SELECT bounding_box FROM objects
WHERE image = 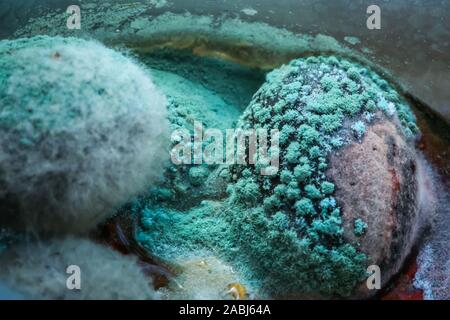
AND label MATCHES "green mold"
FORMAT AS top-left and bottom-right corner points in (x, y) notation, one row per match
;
(135, 54), (419, 298)
(354, 219), (368, 237)
(222, 55), (420, 297)
(351, 121), (366, 140)
(0, 35), (169, 234)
